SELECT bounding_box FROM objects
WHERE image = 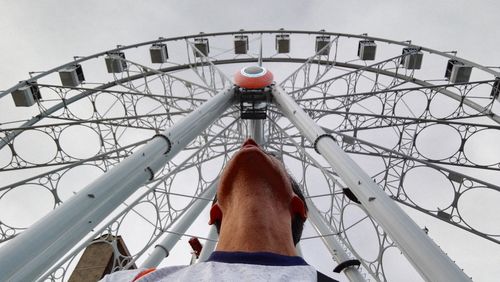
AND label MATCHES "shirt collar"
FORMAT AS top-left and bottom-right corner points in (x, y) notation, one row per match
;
(206, 251), (309, 266)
